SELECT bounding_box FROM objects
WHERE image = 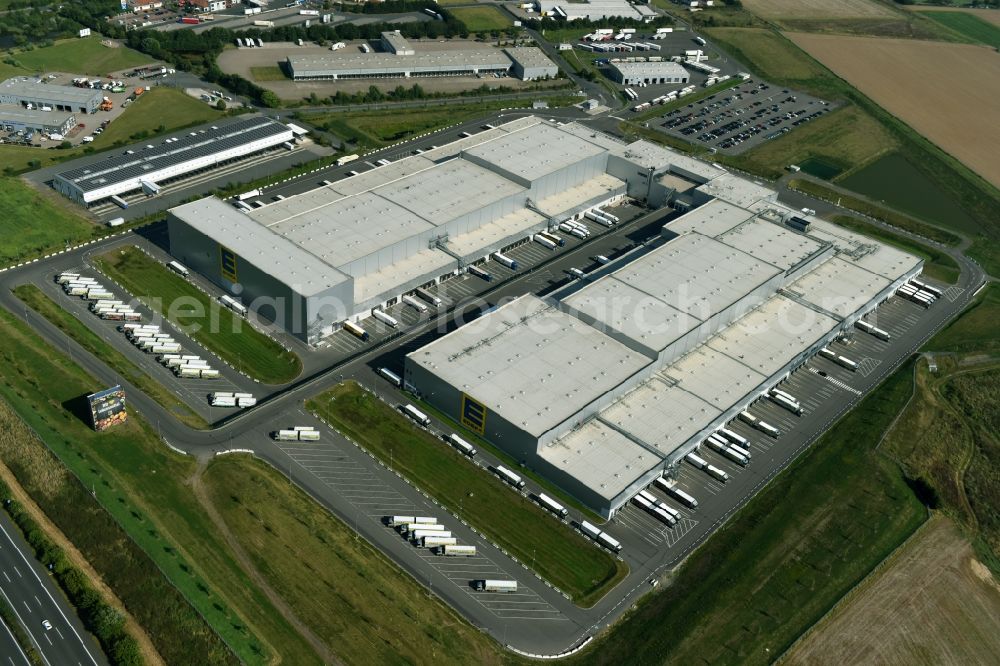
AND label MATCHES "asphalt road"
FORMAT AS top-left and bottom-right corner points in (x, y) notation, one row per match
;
(0, 512), (105, 666)
(0, 185), (986, 654)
